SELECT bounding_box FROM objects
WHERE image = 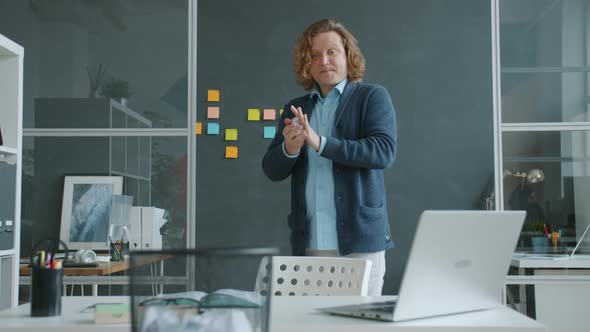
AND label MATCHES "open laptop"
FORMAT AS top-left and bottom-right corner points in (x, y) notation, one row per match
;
(317, 210), (525, 322)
